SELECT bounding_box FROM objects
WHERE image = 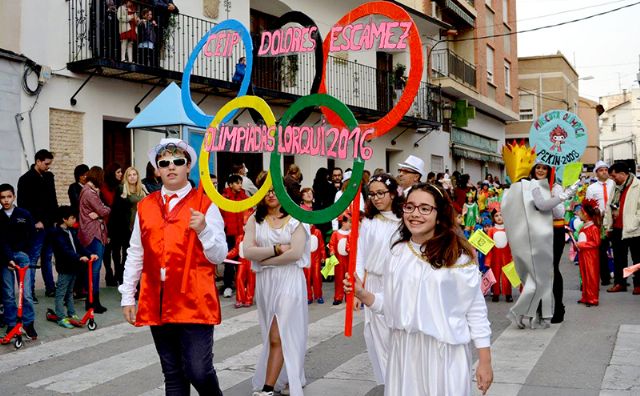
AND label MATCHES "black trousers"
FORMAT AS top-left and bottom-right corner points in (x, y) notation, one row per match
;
(599, 235), (612, 284)
(223, 235), (237, 290)
(610, 229), (640, 288)
(150, 324), (223, 396)
(552, 226), (565, 311)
